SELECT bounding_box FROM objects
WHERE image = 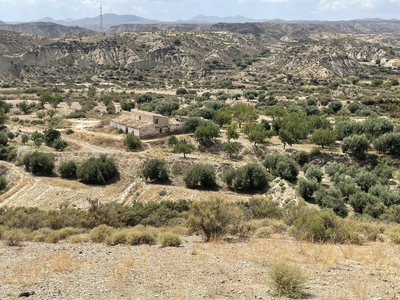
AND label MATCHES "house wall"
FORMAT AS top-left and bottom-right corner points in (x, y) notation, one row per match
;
(130, 110), (169, 127)
(110, 121), (127, 133)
